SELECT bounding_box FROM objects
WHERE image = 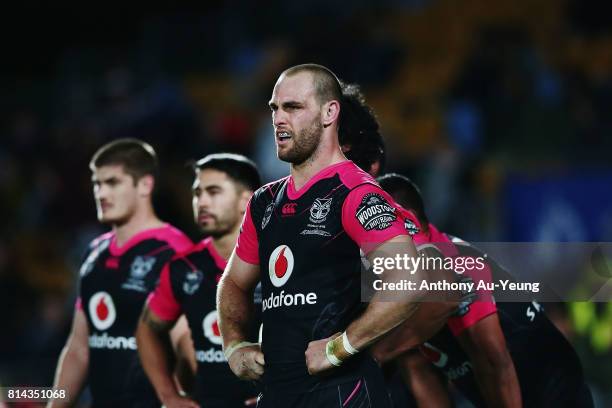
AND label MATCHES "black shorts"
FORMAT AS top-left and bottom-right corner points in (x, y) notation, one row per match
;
(509, 320), (594, 408)
(256, 376), (392, 408)
(521, 370), (594, 408)
(196, 384), (259, 408)
(385, 369), (418, 408)
(199, 396), (251, 408)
